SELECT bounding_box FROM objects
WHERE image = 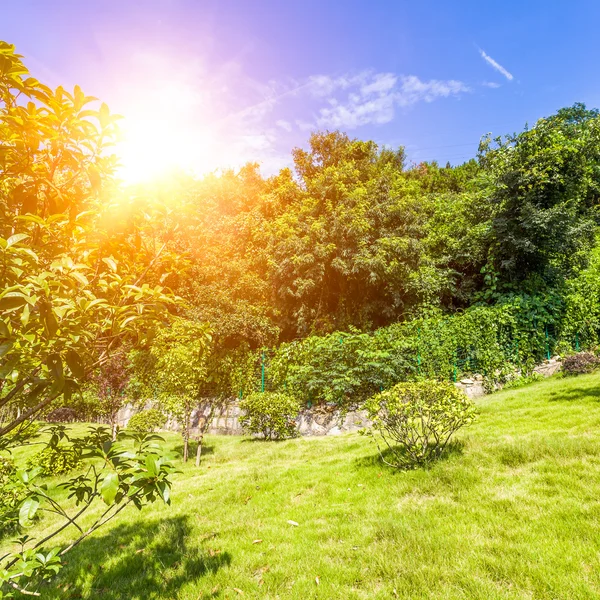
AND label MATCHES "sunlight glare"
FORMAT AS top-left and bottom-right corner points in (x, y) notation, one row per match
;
(115, 81), (216, 184)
